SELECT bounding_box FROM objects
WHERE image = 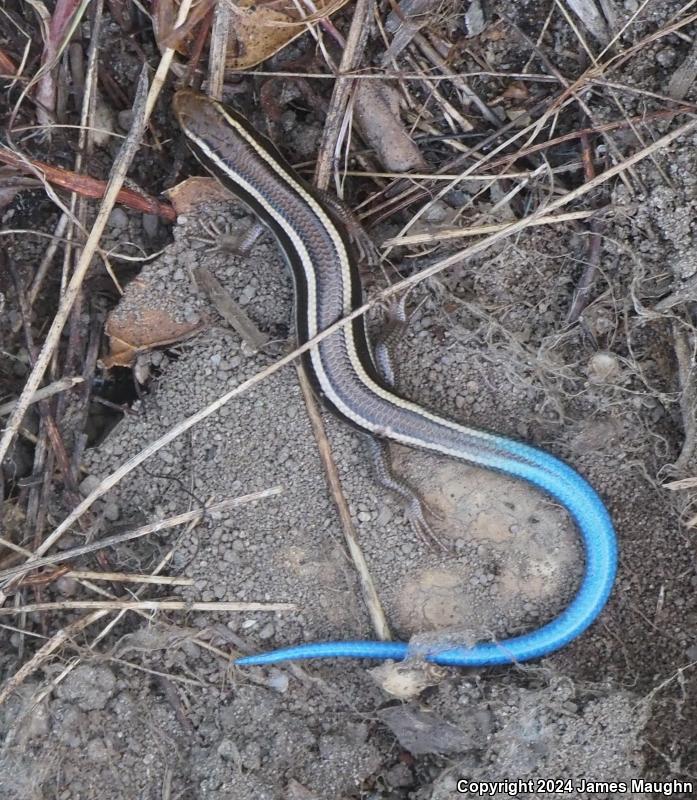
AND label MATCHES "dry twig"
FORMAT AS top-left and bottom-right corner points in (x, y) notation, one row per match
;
(21, 114), (696, 577)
